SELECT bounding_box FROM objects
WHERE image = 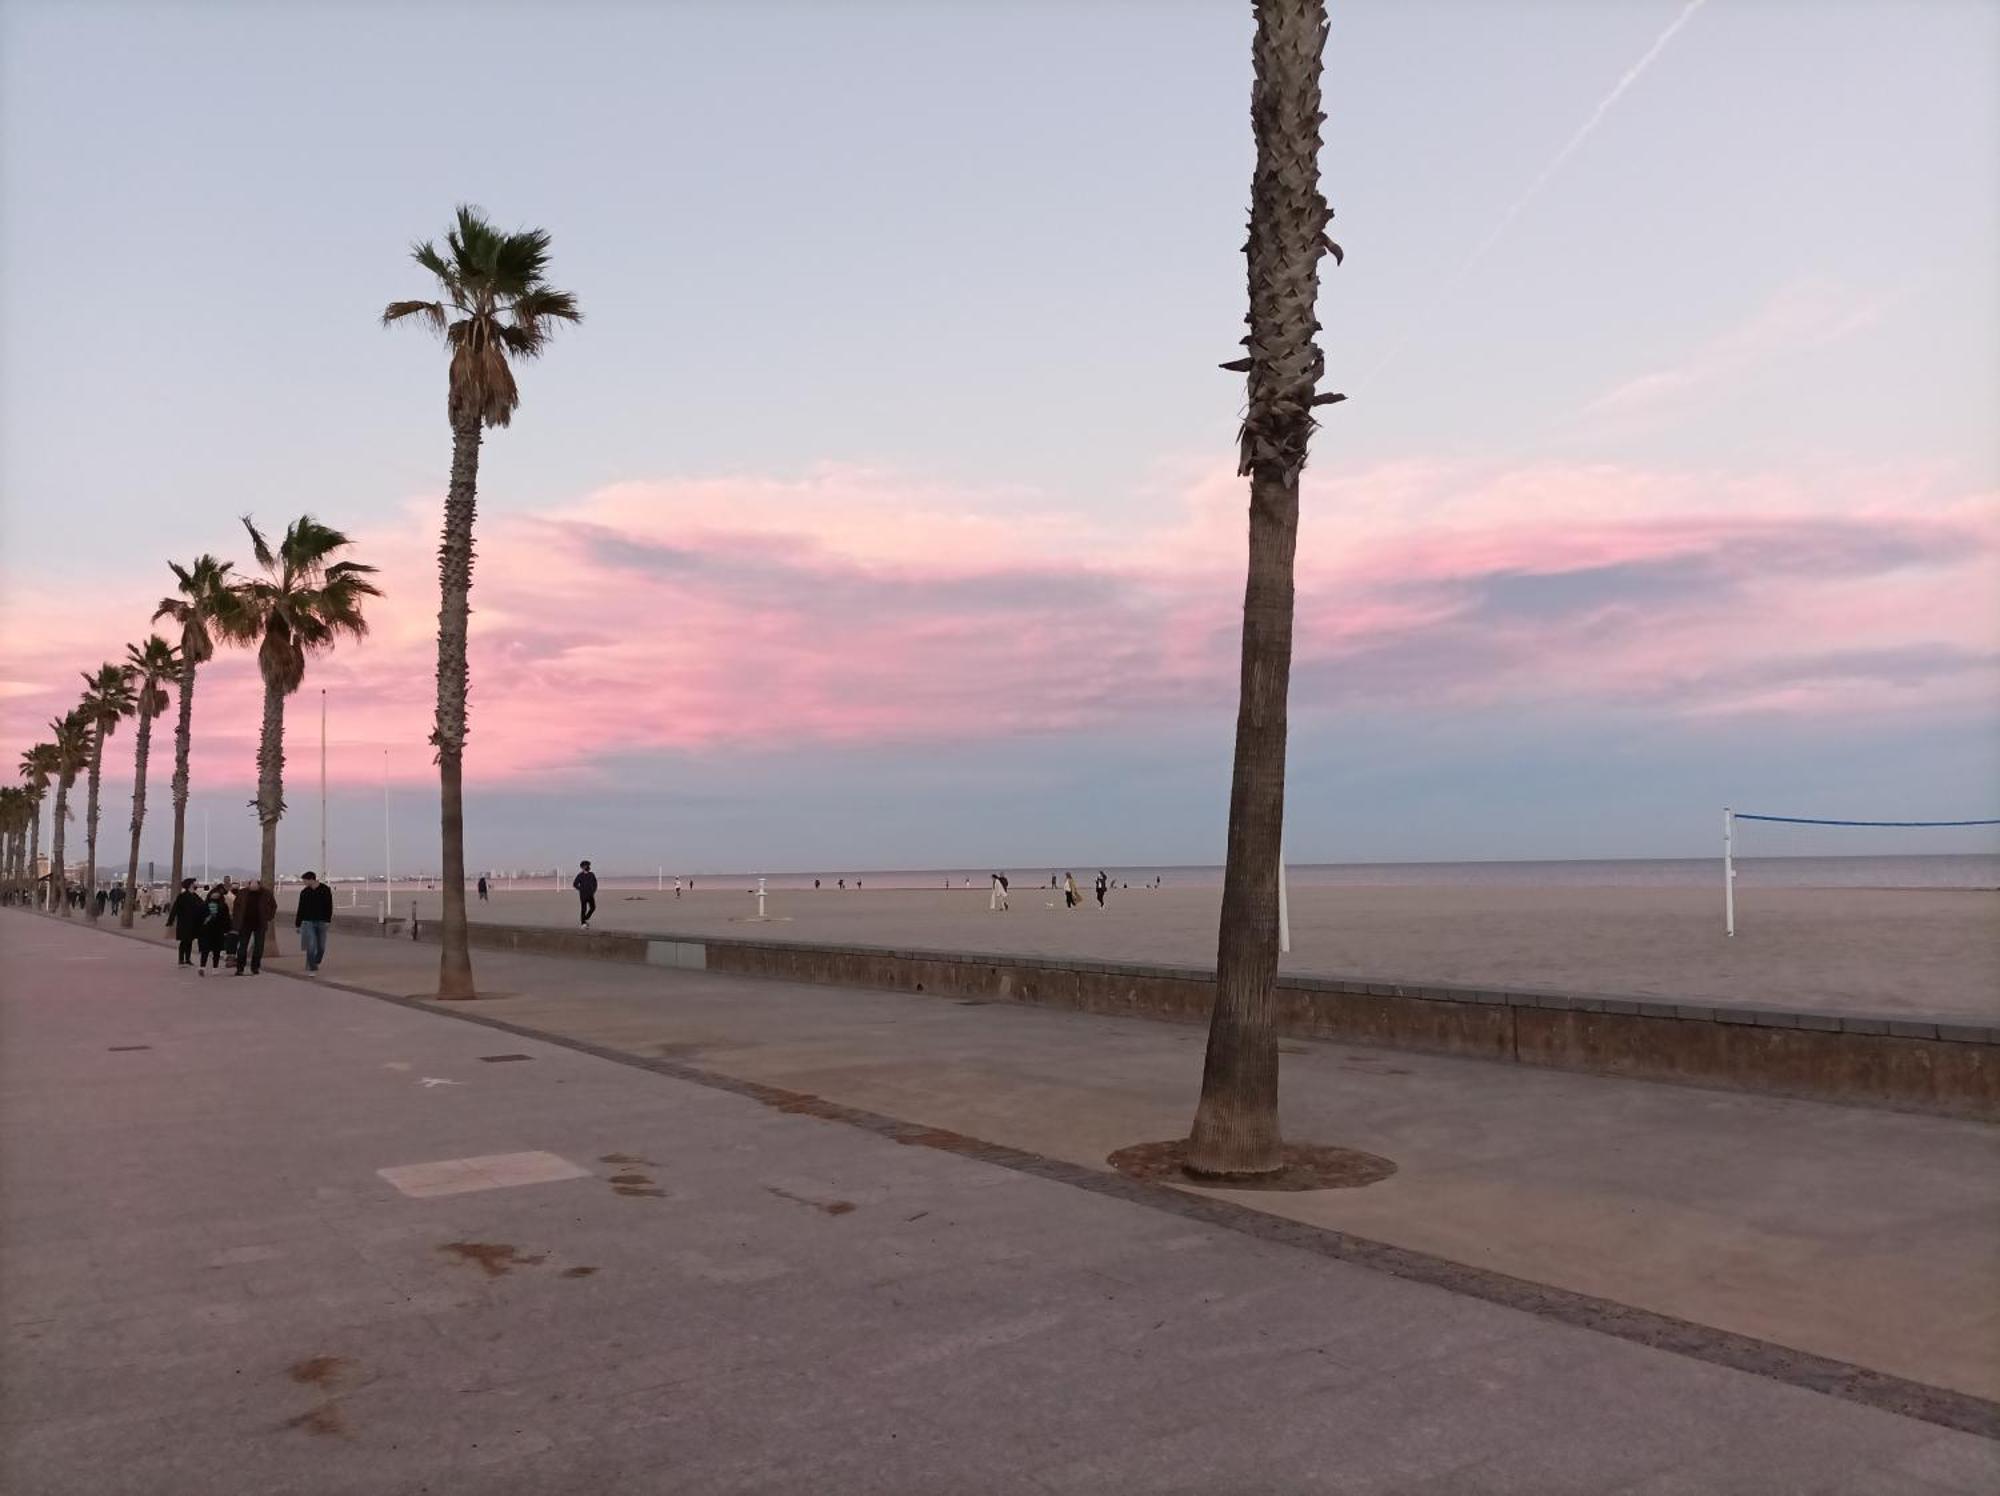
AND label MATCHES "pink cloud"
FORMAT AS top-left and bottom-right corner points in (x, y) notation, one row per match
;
(0, 460), (1992, 790)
